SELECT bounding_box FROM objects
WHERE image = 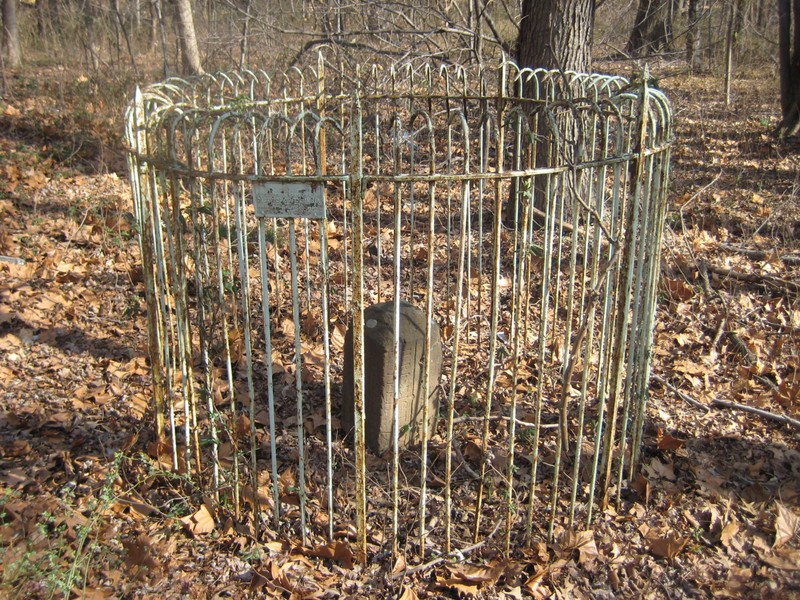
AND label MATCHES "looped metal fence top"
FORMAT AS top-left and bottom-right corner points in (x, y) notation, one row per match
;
(125, 53), (672, 563)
